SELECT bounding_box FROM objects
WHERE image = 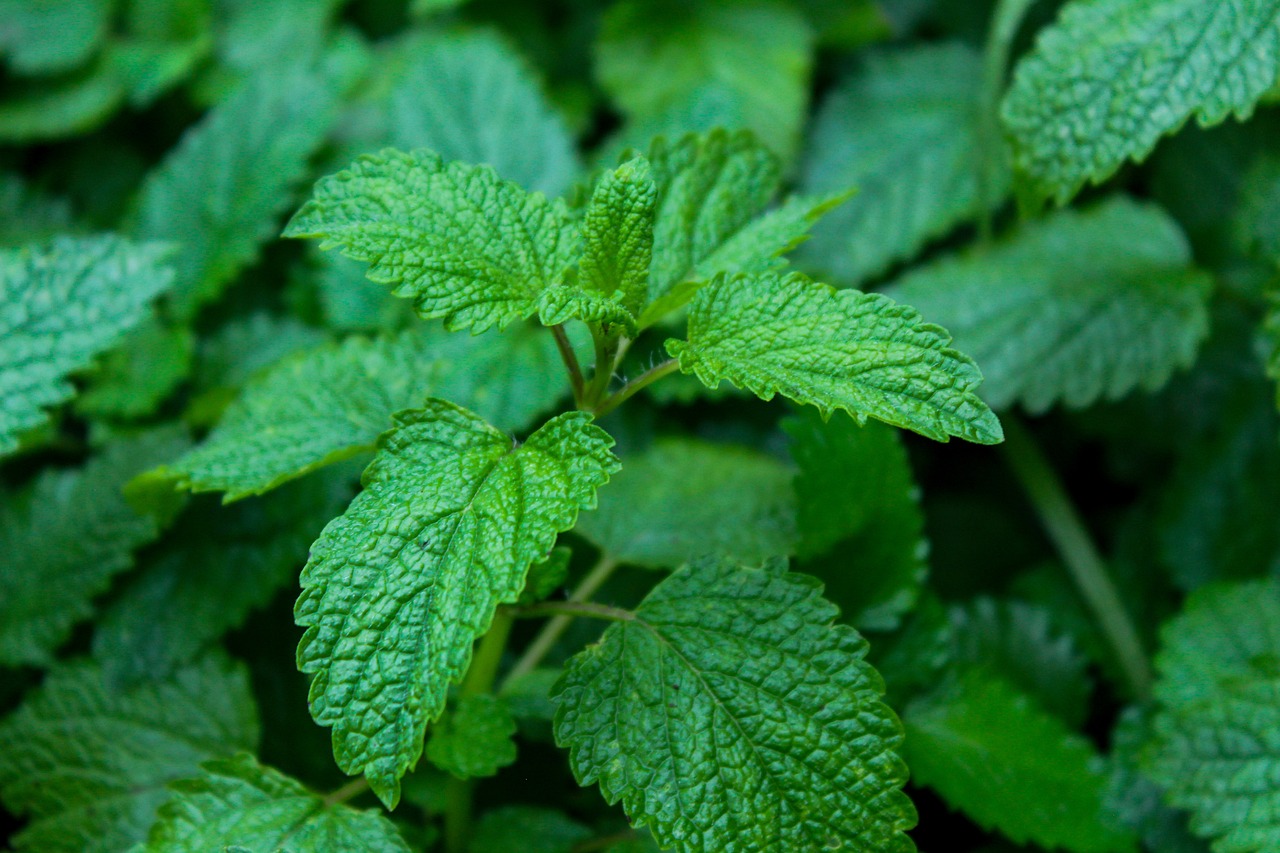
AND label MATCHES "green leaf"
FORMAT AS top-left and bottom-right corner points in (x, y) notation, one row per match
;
(577, 157), (655, 319)
(75, 319), (195, 420)
(140, 753), (409, 852)
(0, 235), (174, 454)
(798, 42), (1005, 286)
(949, 598), (1093, 727)
(783, 408), (926, 630)
(296, 401), (618, 807)
(0, 57), (124, 142)
(575, 437), (796, 569)
(520, 546), (572, 606)
(1144, 579), (1280, 853)
(0, 427), (188, 667)
(380, 28), (579, 198)
(93, 466), (354, 684)
(641, 129), (835, 324)
(284, 149), (578, 334)
(903, 669), (1133, 852)
(1002, 0), (1280, 204)
(311, 249), (415, 333)
(471, 806), (591, 853)
(598, 0), (813, 160)
(0, 0), (110, 74)
(668, 270), (1003, 444)
(133, 61), (342, 317)
(0, 173), (73, 246)
(156, 323), (573, 500)
(0, 654), (259, 853)
(885, 198), (1213, 413)
(553, 559), (917, 852)
(426, 695), (518, 779)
